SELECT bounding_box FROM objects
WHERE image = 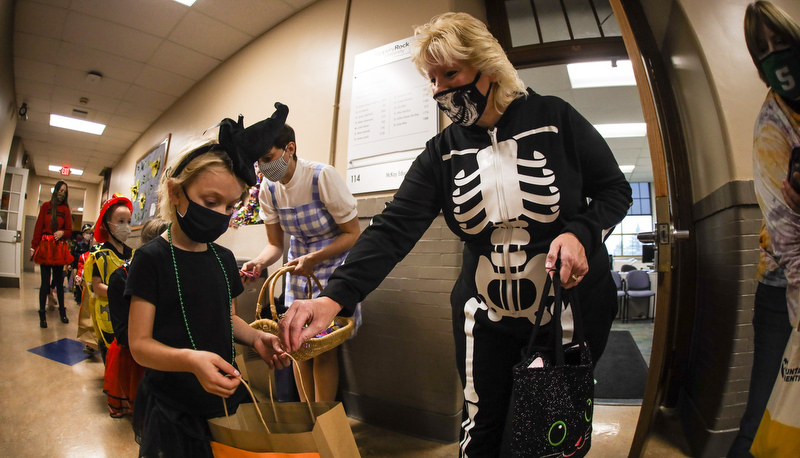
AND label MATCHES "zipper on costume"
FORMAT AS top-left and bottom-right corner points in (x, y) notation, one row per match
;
(488, 127), (516, 311)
